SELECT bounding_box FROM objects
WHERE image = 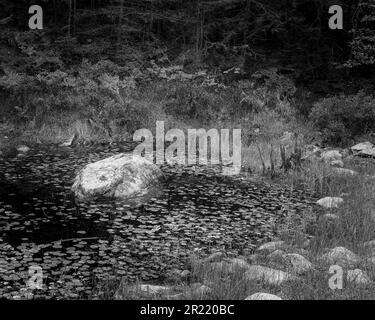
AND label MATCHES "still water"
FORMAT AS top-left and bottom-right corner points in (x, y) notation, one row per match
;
(0, 142), (315, 298)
